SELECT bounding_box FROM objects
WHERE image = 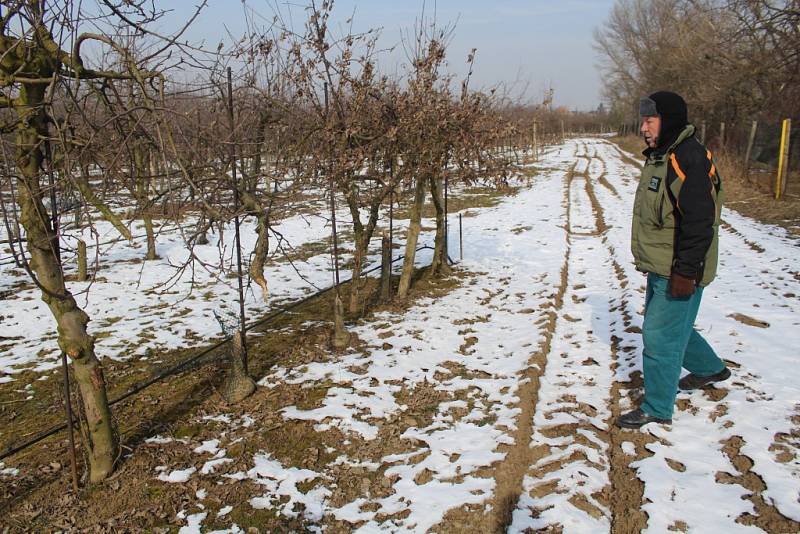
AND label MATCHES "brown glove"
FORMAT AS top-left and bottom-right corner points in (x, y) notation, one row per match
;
(669, 270), (696, 298)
